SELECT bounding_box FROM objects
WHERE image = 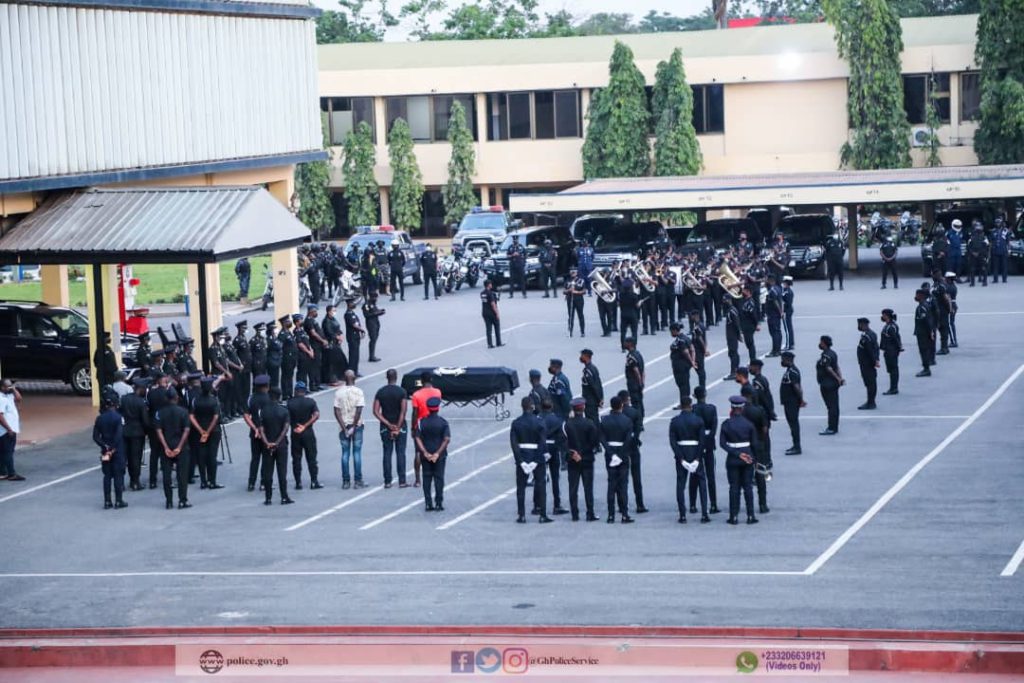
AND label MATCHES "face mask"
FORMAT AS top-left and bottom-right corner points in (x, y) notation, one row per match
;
(219, 339), (226, 345)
